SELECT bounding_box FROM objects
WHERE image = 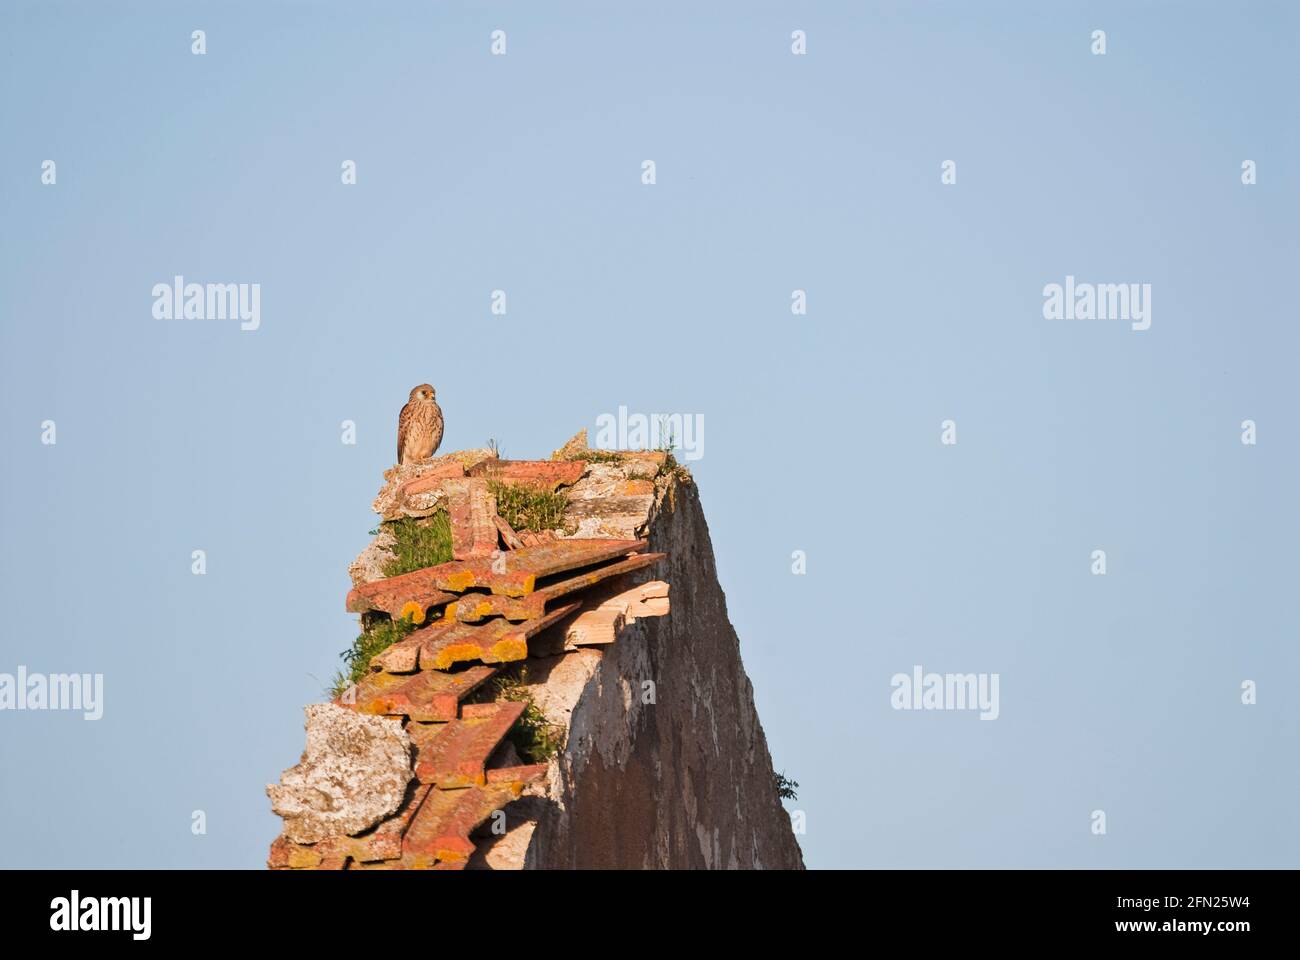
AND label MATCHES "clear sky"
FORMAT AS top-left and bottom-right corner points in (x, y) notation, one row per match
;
(1, 1), (1296, 869)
